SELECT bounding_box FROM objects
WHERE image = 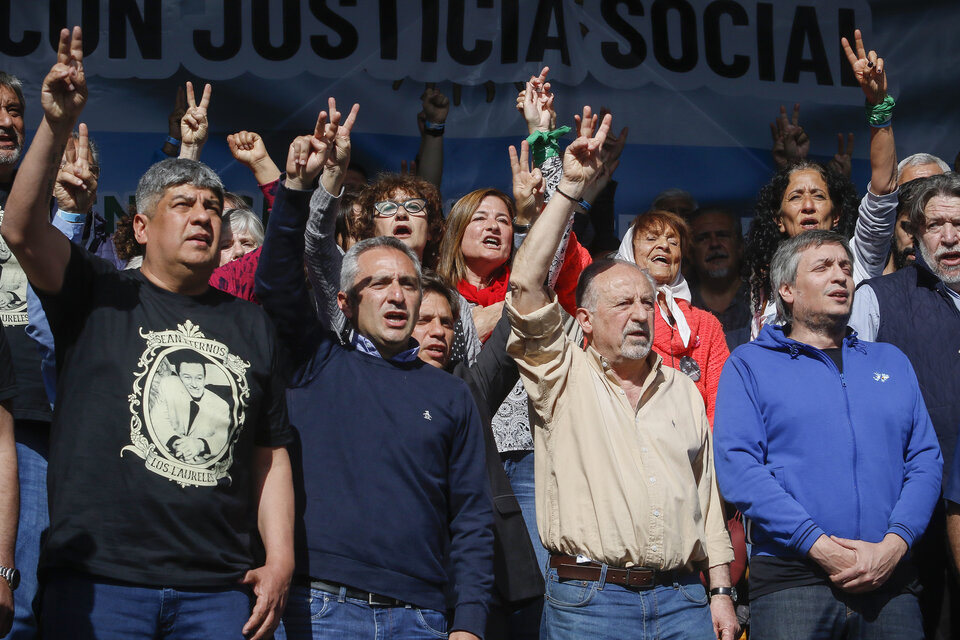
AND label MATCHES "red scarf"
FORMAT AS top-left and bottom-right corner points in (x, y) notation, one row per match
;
(456, 267), (510, 307)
